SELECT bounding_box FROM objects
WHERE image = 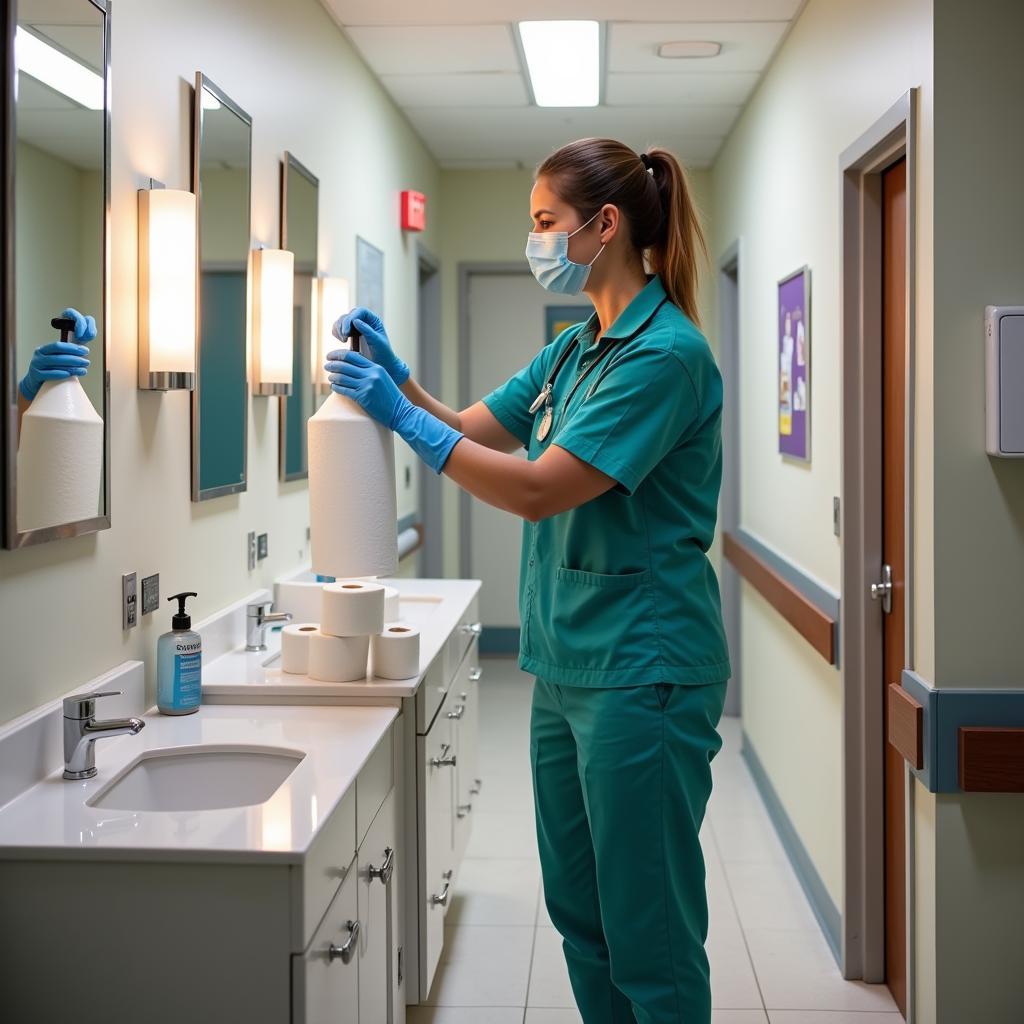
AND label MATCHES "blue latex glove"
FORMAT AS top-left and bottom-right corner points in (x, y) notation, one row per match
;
(18, 307), (96, 402)
(326, 350), (462, 474)
(330, 307), (409, 385)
